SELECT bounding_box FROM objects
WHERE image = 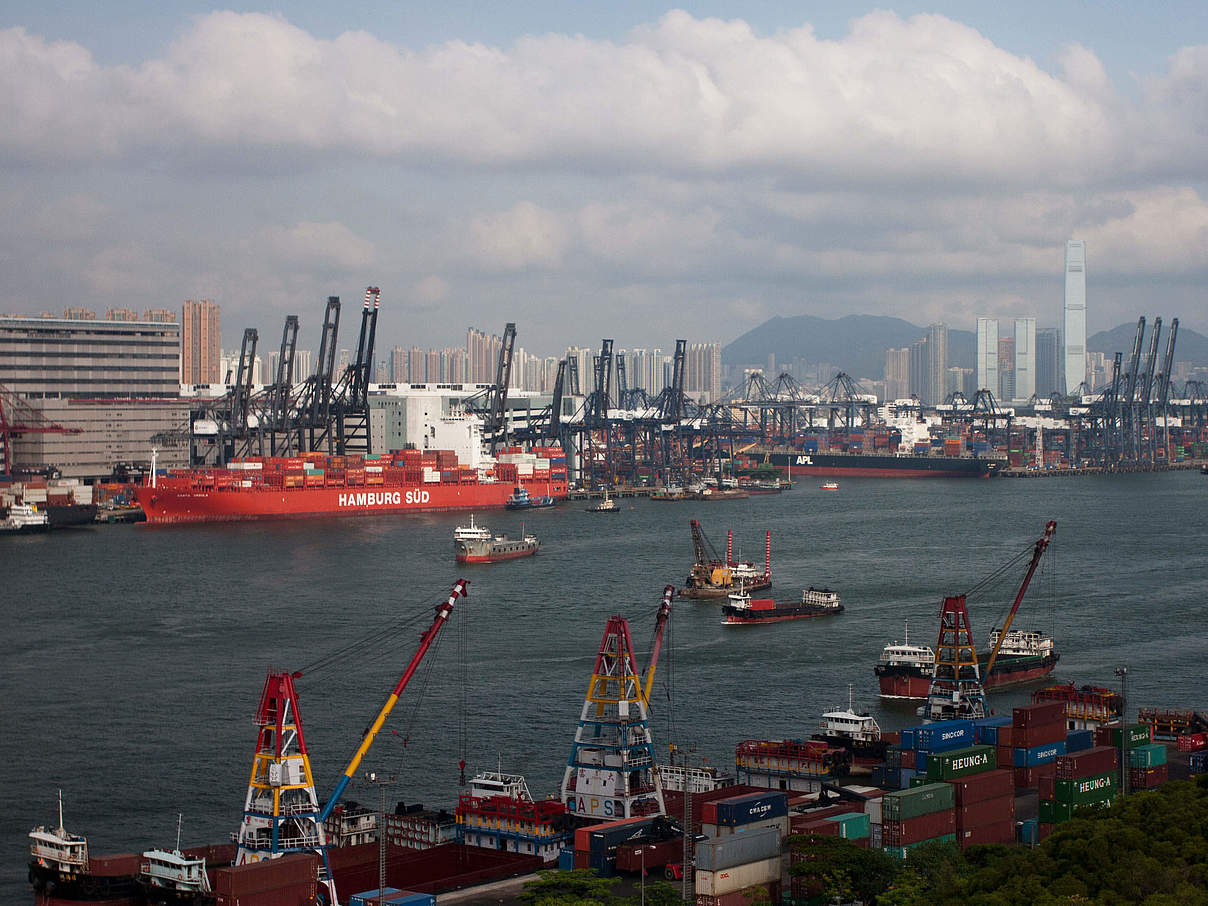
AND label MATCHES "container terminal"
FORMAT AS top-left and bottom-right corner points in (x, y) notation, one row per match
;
(25, 568), (1207, 906)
